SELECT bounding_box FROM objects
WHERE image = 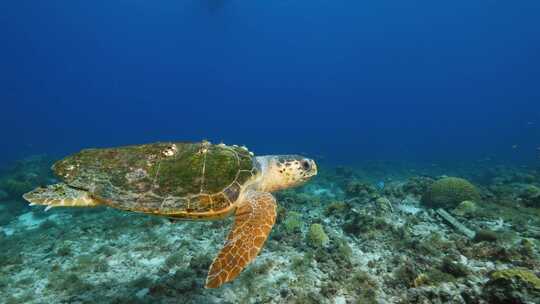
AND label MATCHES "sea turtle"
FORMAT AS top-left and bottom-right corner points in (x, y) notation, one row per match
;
(23, 141), (317, 288)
